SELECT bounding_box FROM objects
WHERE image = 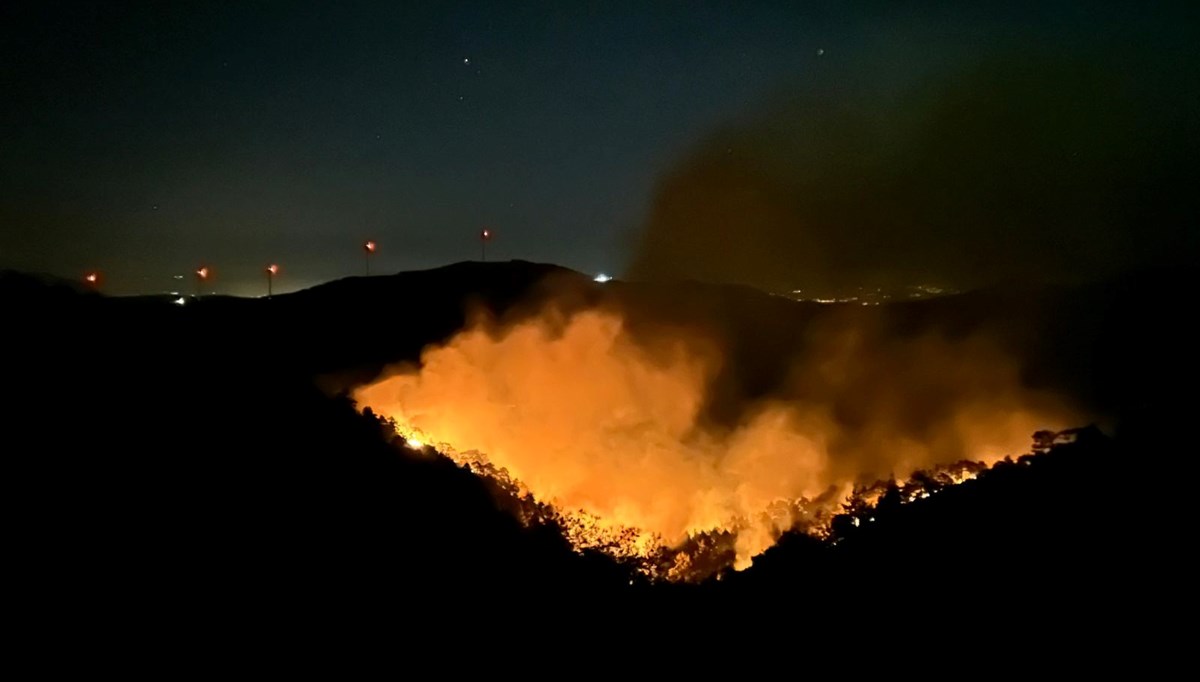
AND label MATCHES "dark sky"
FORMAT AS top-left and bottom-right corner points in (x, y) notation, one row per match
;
(2, 2), (1195, 295)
